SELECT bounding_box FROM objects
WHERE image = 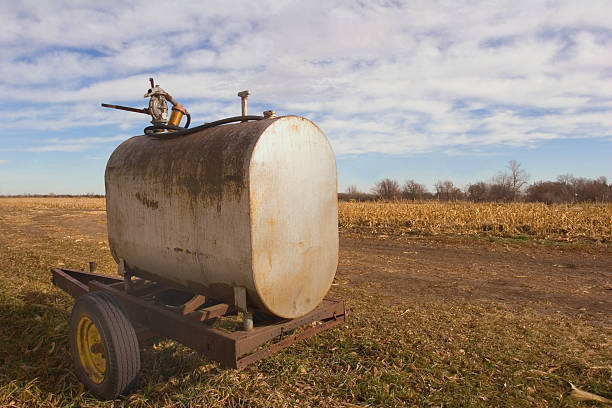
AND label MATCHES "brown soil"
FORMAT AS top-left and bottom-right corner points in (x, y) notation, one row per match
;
(338, 231), (611, 325)
(29, 209), (108, 238)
